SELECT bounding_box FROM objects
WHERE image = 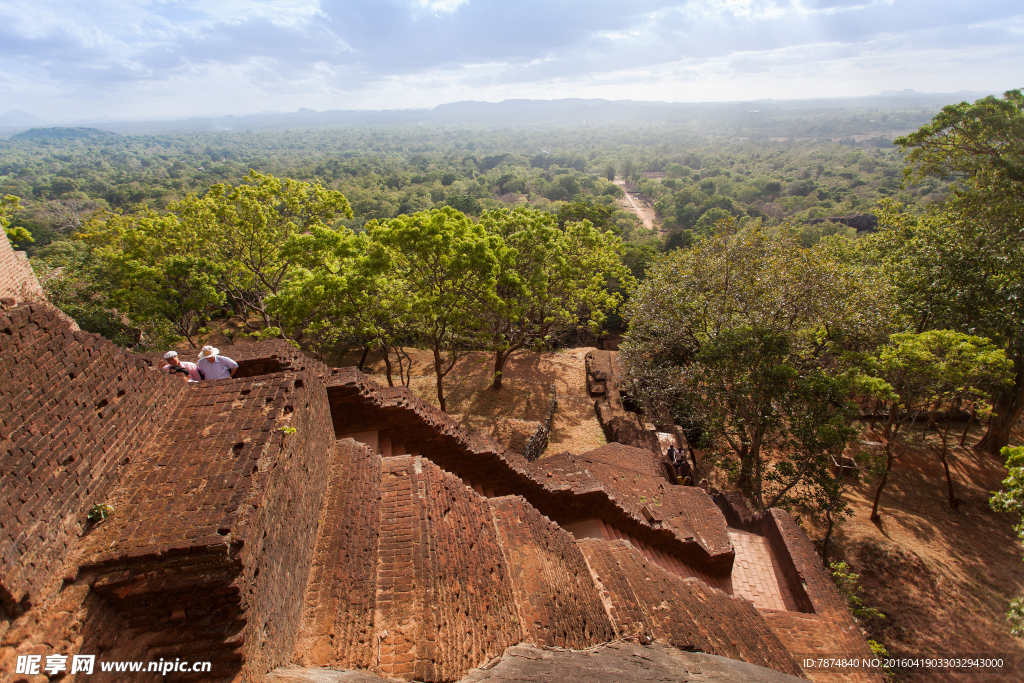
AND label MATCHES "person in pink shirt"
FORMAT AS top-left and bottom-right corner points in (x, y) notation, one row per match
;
(161, 350), (201, 382)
